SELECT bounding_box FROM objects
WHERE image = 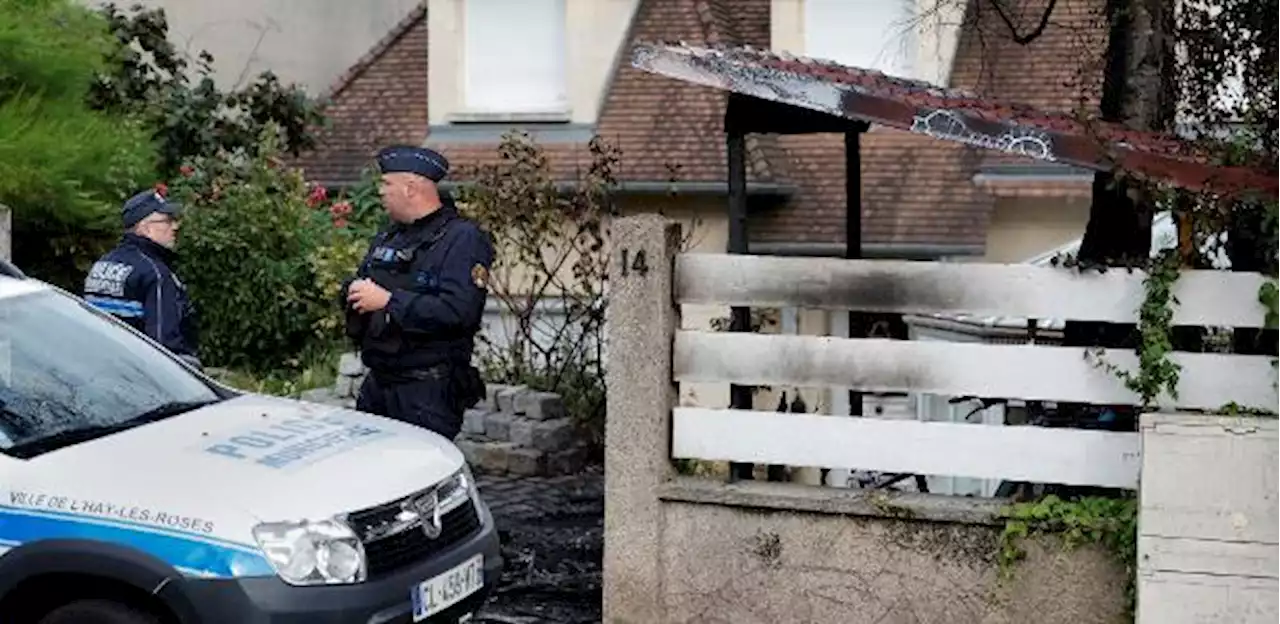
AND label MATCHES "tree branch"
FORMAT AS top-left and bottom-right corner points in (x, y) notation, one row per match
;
(987, 0), (1058, 44)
